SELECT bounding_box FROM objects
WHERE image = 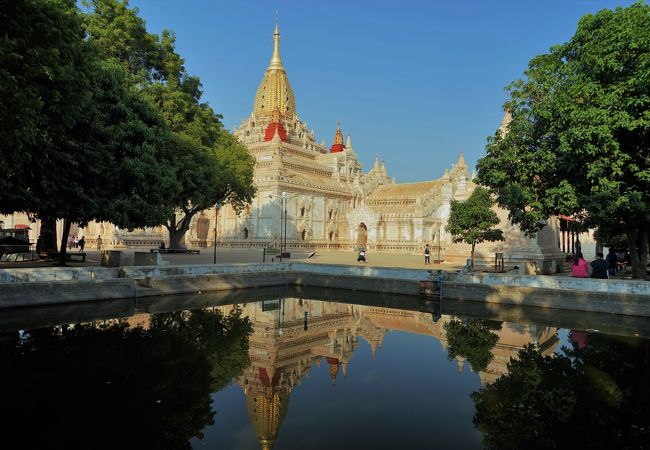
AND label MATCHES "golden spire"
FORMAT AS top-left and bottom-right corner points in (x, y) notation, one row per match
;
(269, 22), (284, 71)
(253, 22), (297, 118)
(457, 150), (466, 167)
(334, 121), (344, 145)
